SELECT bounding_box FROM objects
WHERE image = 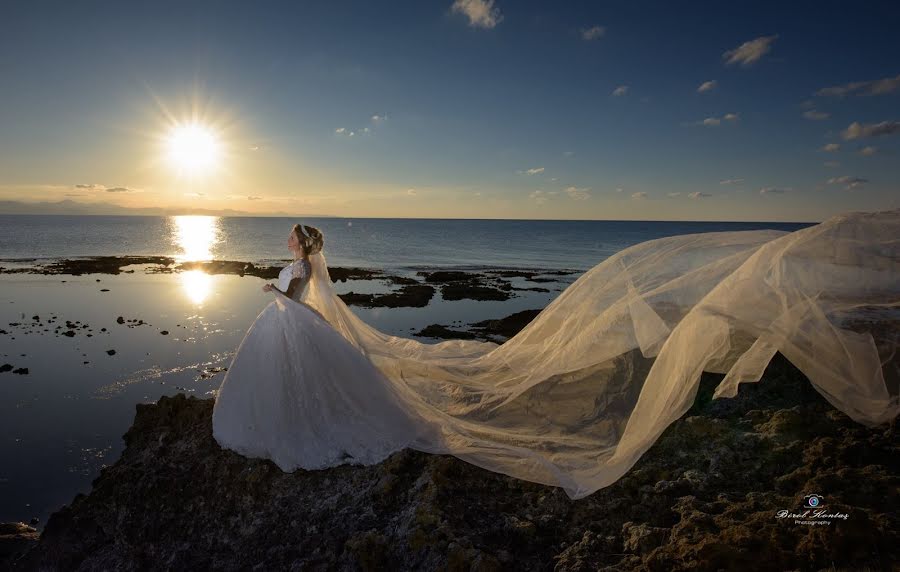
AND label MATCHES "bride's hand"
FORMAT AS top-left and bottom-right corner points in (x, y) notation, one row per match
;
(262, 283), (274, 293)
